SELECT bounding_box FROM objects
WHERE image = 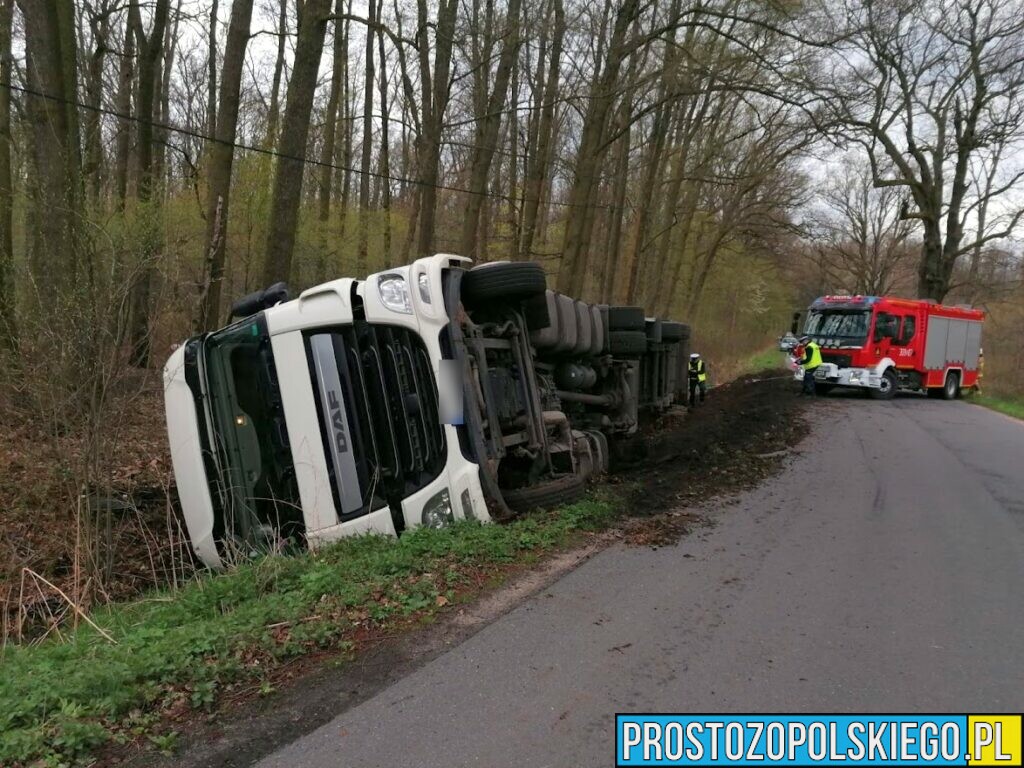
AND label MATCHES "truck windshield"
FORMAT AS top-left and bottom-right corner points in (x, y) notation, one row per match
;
(804, 310), (870, 343)
(203, 314), (302, 548)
